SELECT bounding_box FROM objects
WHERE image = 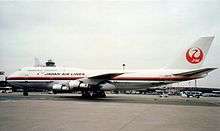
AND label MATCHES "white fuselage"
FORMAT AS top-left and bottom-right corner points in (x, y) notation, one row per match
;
(7, 67), (200, 90)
